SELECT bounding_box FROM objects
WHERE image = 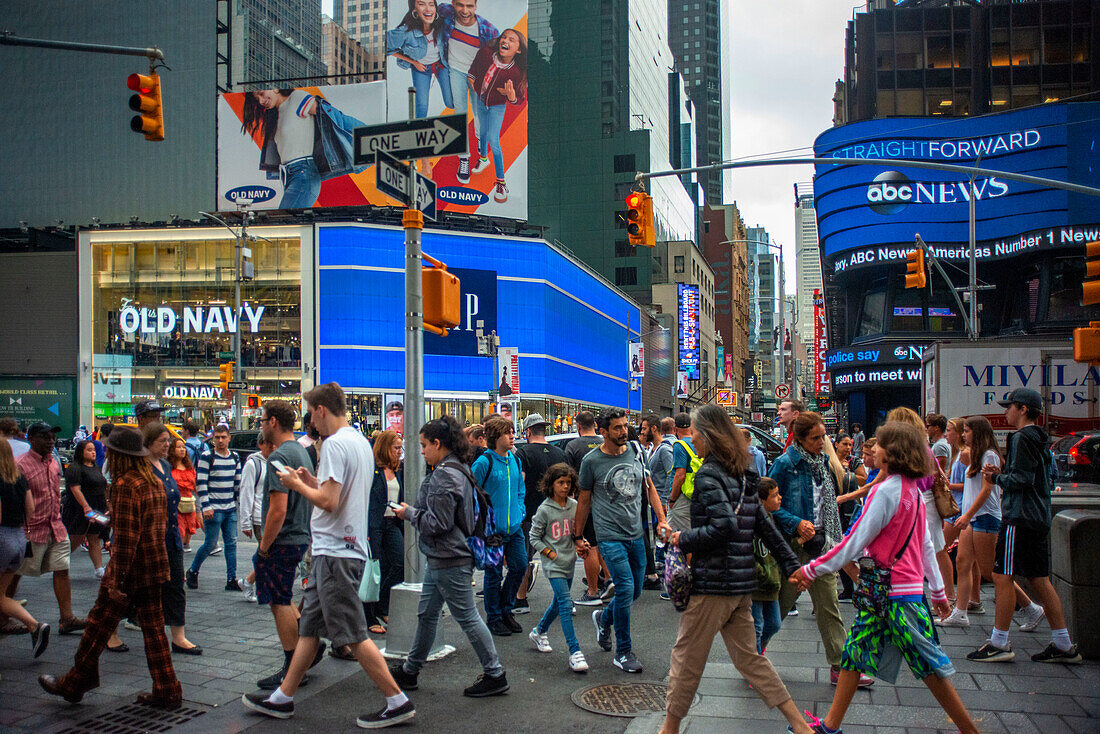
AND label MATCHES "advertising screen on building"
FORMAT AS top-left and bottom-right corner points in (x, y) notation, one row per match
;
(385, 0), (528, 220)
(678, 284), (700, 379)
(813, 102), (1100, 273)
